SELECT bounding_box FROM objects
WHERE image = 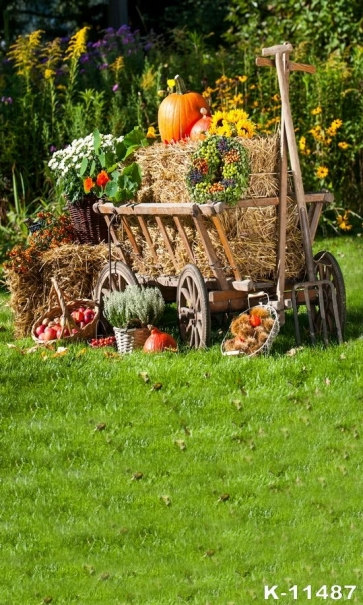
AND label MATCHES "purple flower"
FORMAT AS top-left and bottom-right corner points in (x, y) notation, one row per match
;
(98, 63), (109, 70)
(49, 145), (57, 153)
(1, 96), (13, 104)
(112, 84), (119, 92)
